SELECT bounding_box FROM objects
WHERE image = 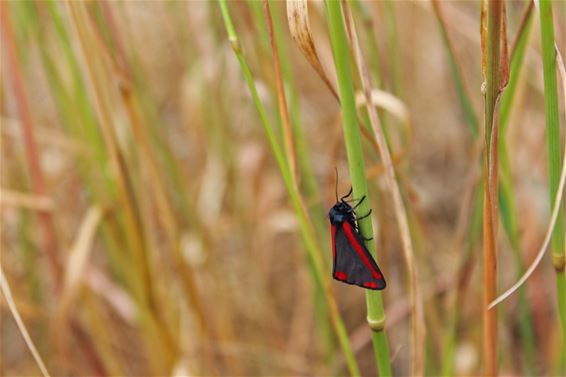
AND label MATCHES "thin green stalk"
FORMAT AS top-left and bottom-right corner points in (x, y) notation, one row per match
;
(263, 0), (297, 184)
(538, 1), (566, 373)
(498, 144), (536, 375)
(218, 2), (360, 375)
(499, 1), (534, 134)
(497, 3), (537, 374)
(442, 184), (484, 377)
(326, 1), (392, 376)
(269, 2), (325, 225)
(431, 0), (479, 138)
(384, 1), (402, 97)
(350, 0), (399, 159)
(350, 0), (383, 89)
(345, 2), (424, 374)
